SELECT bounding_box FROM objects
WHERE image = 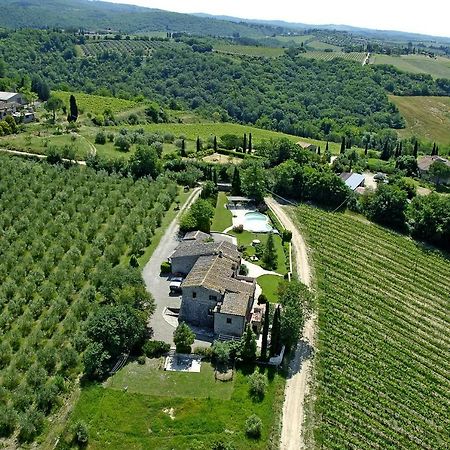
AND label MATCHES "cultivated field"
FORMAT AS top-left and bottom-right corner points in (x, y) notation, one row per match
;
(389, 95), (450, 145)
(300, 51), (366, 64)
(53, 91), (138, 117)
(371, 54), (450, 79)
(275, 34), (315, 45)
(306, 40), (342, 51)
(294, 205), (450, 450)
(0, 155), (178, 444)
(214, 43), (285, 58)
